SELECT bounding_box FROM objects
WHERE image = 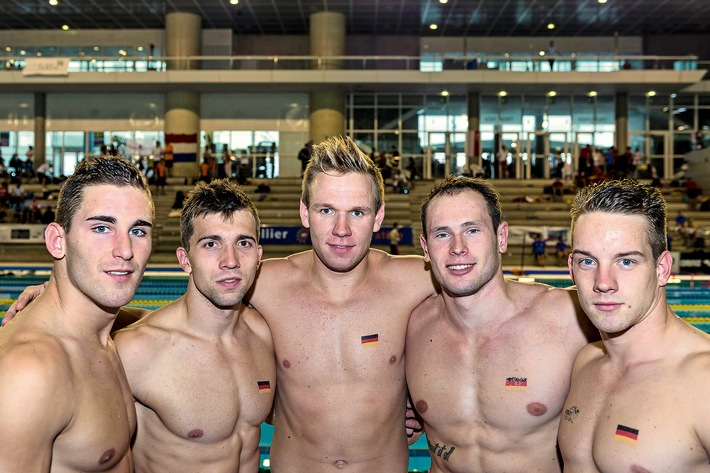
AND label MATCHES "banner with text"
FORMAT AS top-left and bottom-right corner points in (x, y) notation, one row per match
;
(259, 226), (413, 246)
(23, 58), (70, 76)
